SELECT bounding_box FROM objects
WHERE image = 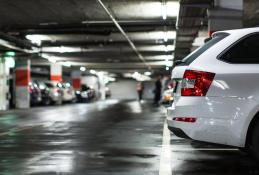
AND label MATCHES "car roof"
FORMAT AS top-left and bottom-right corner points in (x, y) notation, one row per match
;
(213, 27), (259, 37)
